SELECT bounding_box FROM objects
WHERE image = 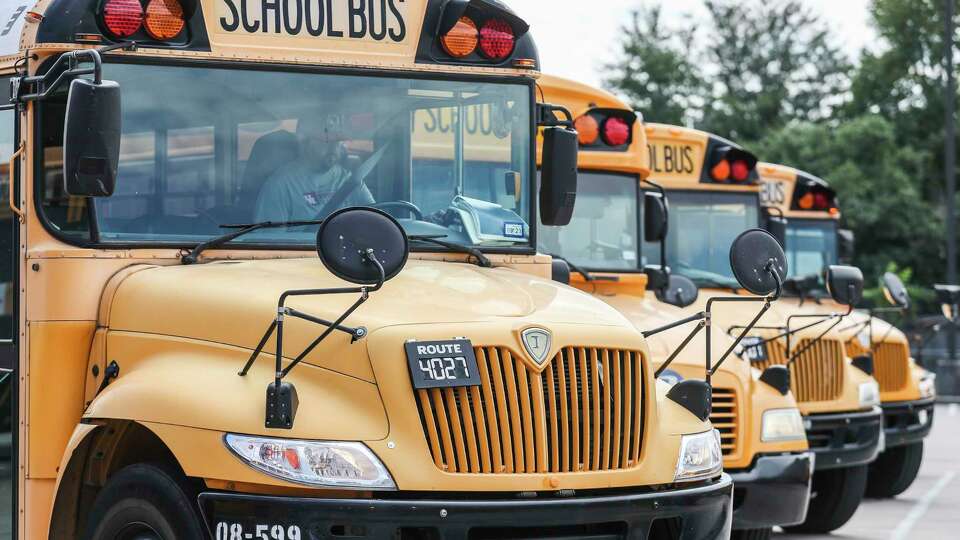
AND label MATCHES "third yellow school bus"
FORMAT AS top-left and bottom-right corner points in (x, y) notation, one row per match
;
(759, 162), (936, 499)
